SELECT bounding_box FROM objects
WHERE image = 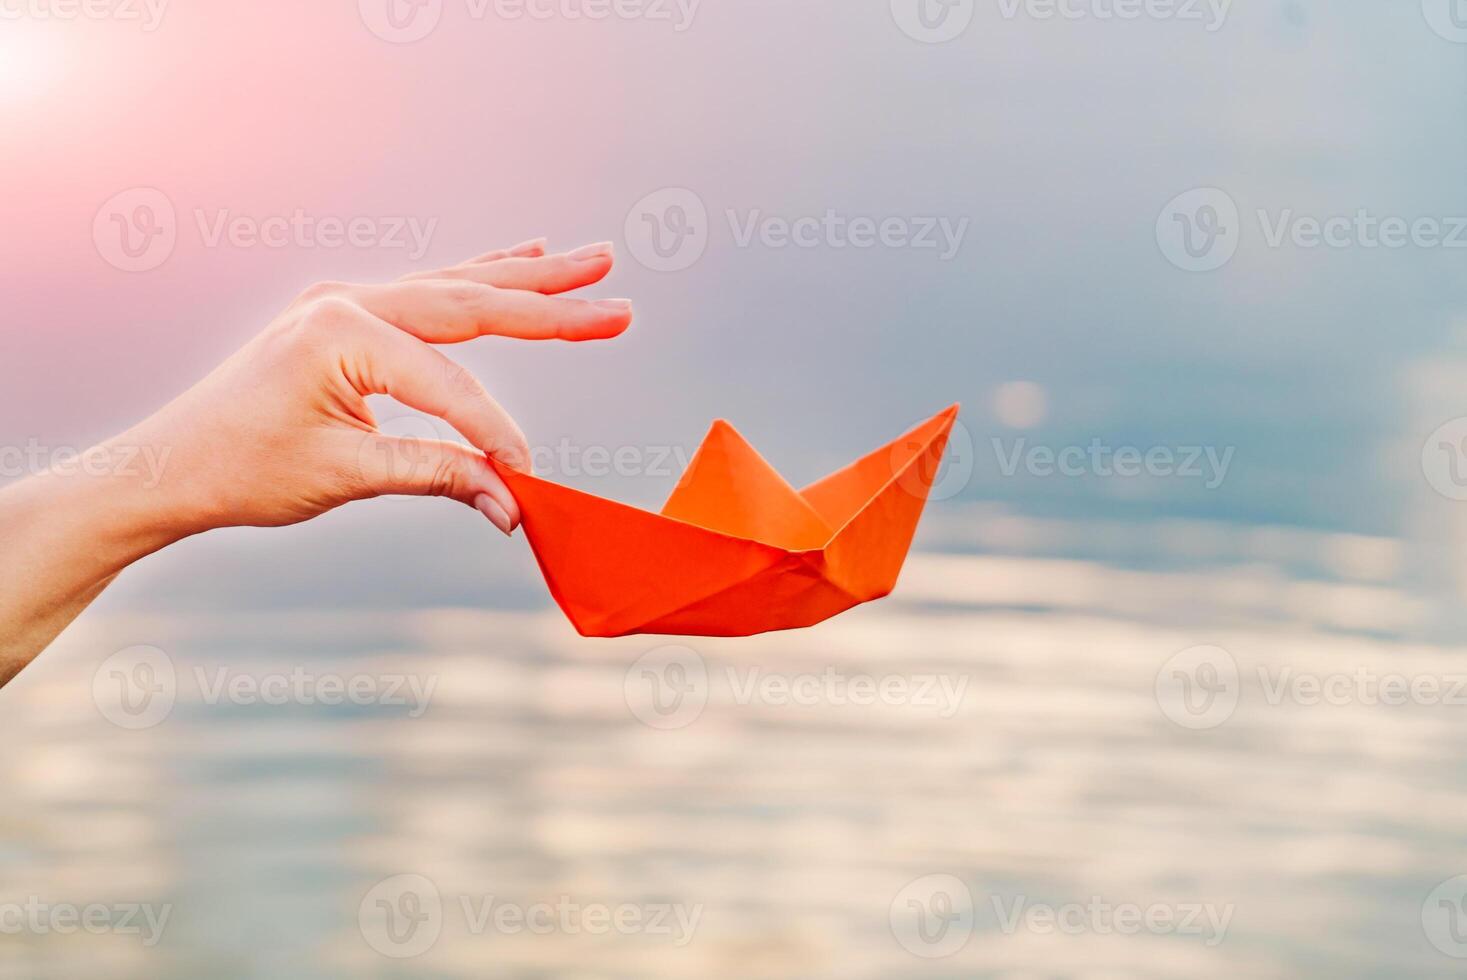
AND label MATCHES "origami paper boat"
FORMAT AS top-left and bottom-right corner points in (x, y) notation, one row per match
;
(494, 405), (959, 638)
